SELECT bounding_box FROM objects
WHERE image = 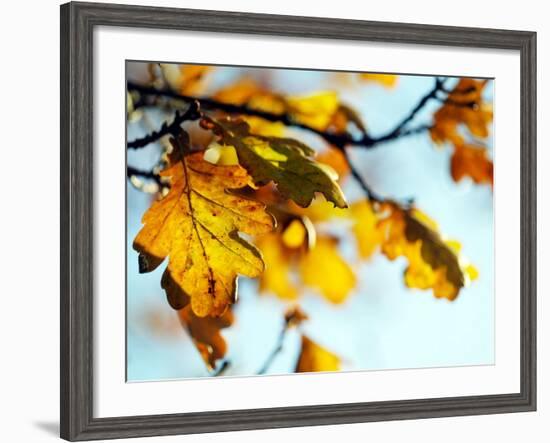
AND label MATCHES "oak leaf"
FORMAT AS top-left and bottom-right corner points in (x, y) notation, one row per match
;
(430, 78), (493, 145)
(360, 73), (398, 88)
(450, 143), (493, 185)
(257, 223), (356, 304)
(287, 197), (349, 223)
(350, 200), (385, 259)
(430, 79), (494, 187)
(160, 64), (212, 96)
(299, 236), (356, 304)
(316, 148), (350, 181)
(213, 79), (286, 136)
(286, 91), (339, 130)
(378, 203), (477, 300)
(133, 137), (275, 317)
(178, 305), (234, 370)
(329, 104), (368, 136)
(205, 117), (347, 208)
(256, 232), (299, 300)
(213, 79), (365, 135)
(295, 335), (340, 373)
